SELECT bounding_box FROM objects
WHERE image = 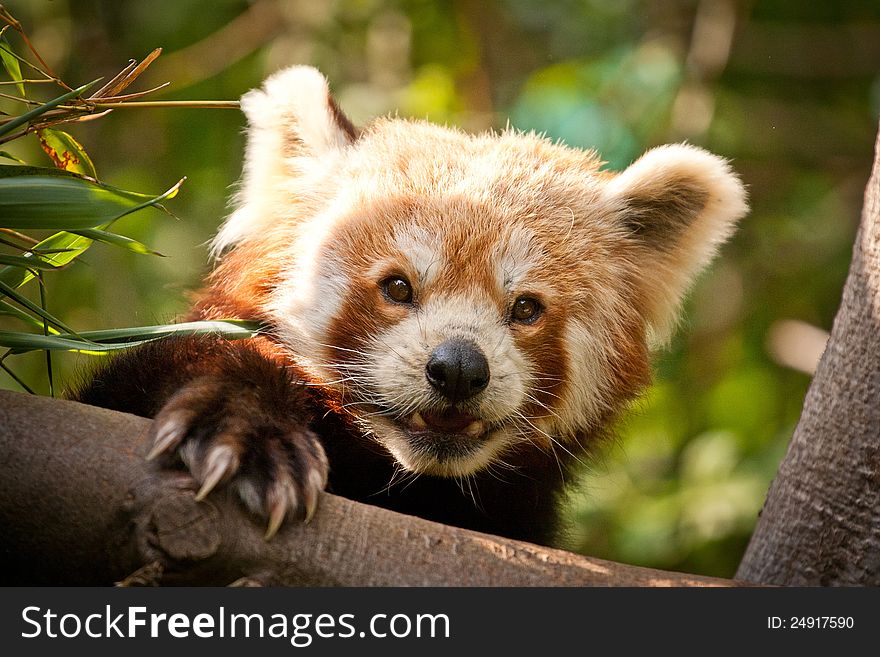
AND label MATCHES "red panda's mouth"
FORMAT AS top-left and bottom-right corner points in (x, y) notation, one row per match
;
(400, 408), (494, 471)
(407, 409), (486, 438)
(366, 406), (505, 475)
